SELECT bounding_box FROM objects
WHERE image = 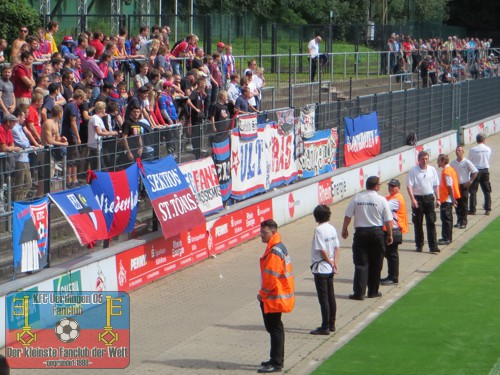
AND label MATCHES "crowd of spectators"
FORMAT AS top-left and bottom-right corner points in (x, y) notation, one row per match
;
(0, 22), (267, 212)
(384, 34), (497, 85)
